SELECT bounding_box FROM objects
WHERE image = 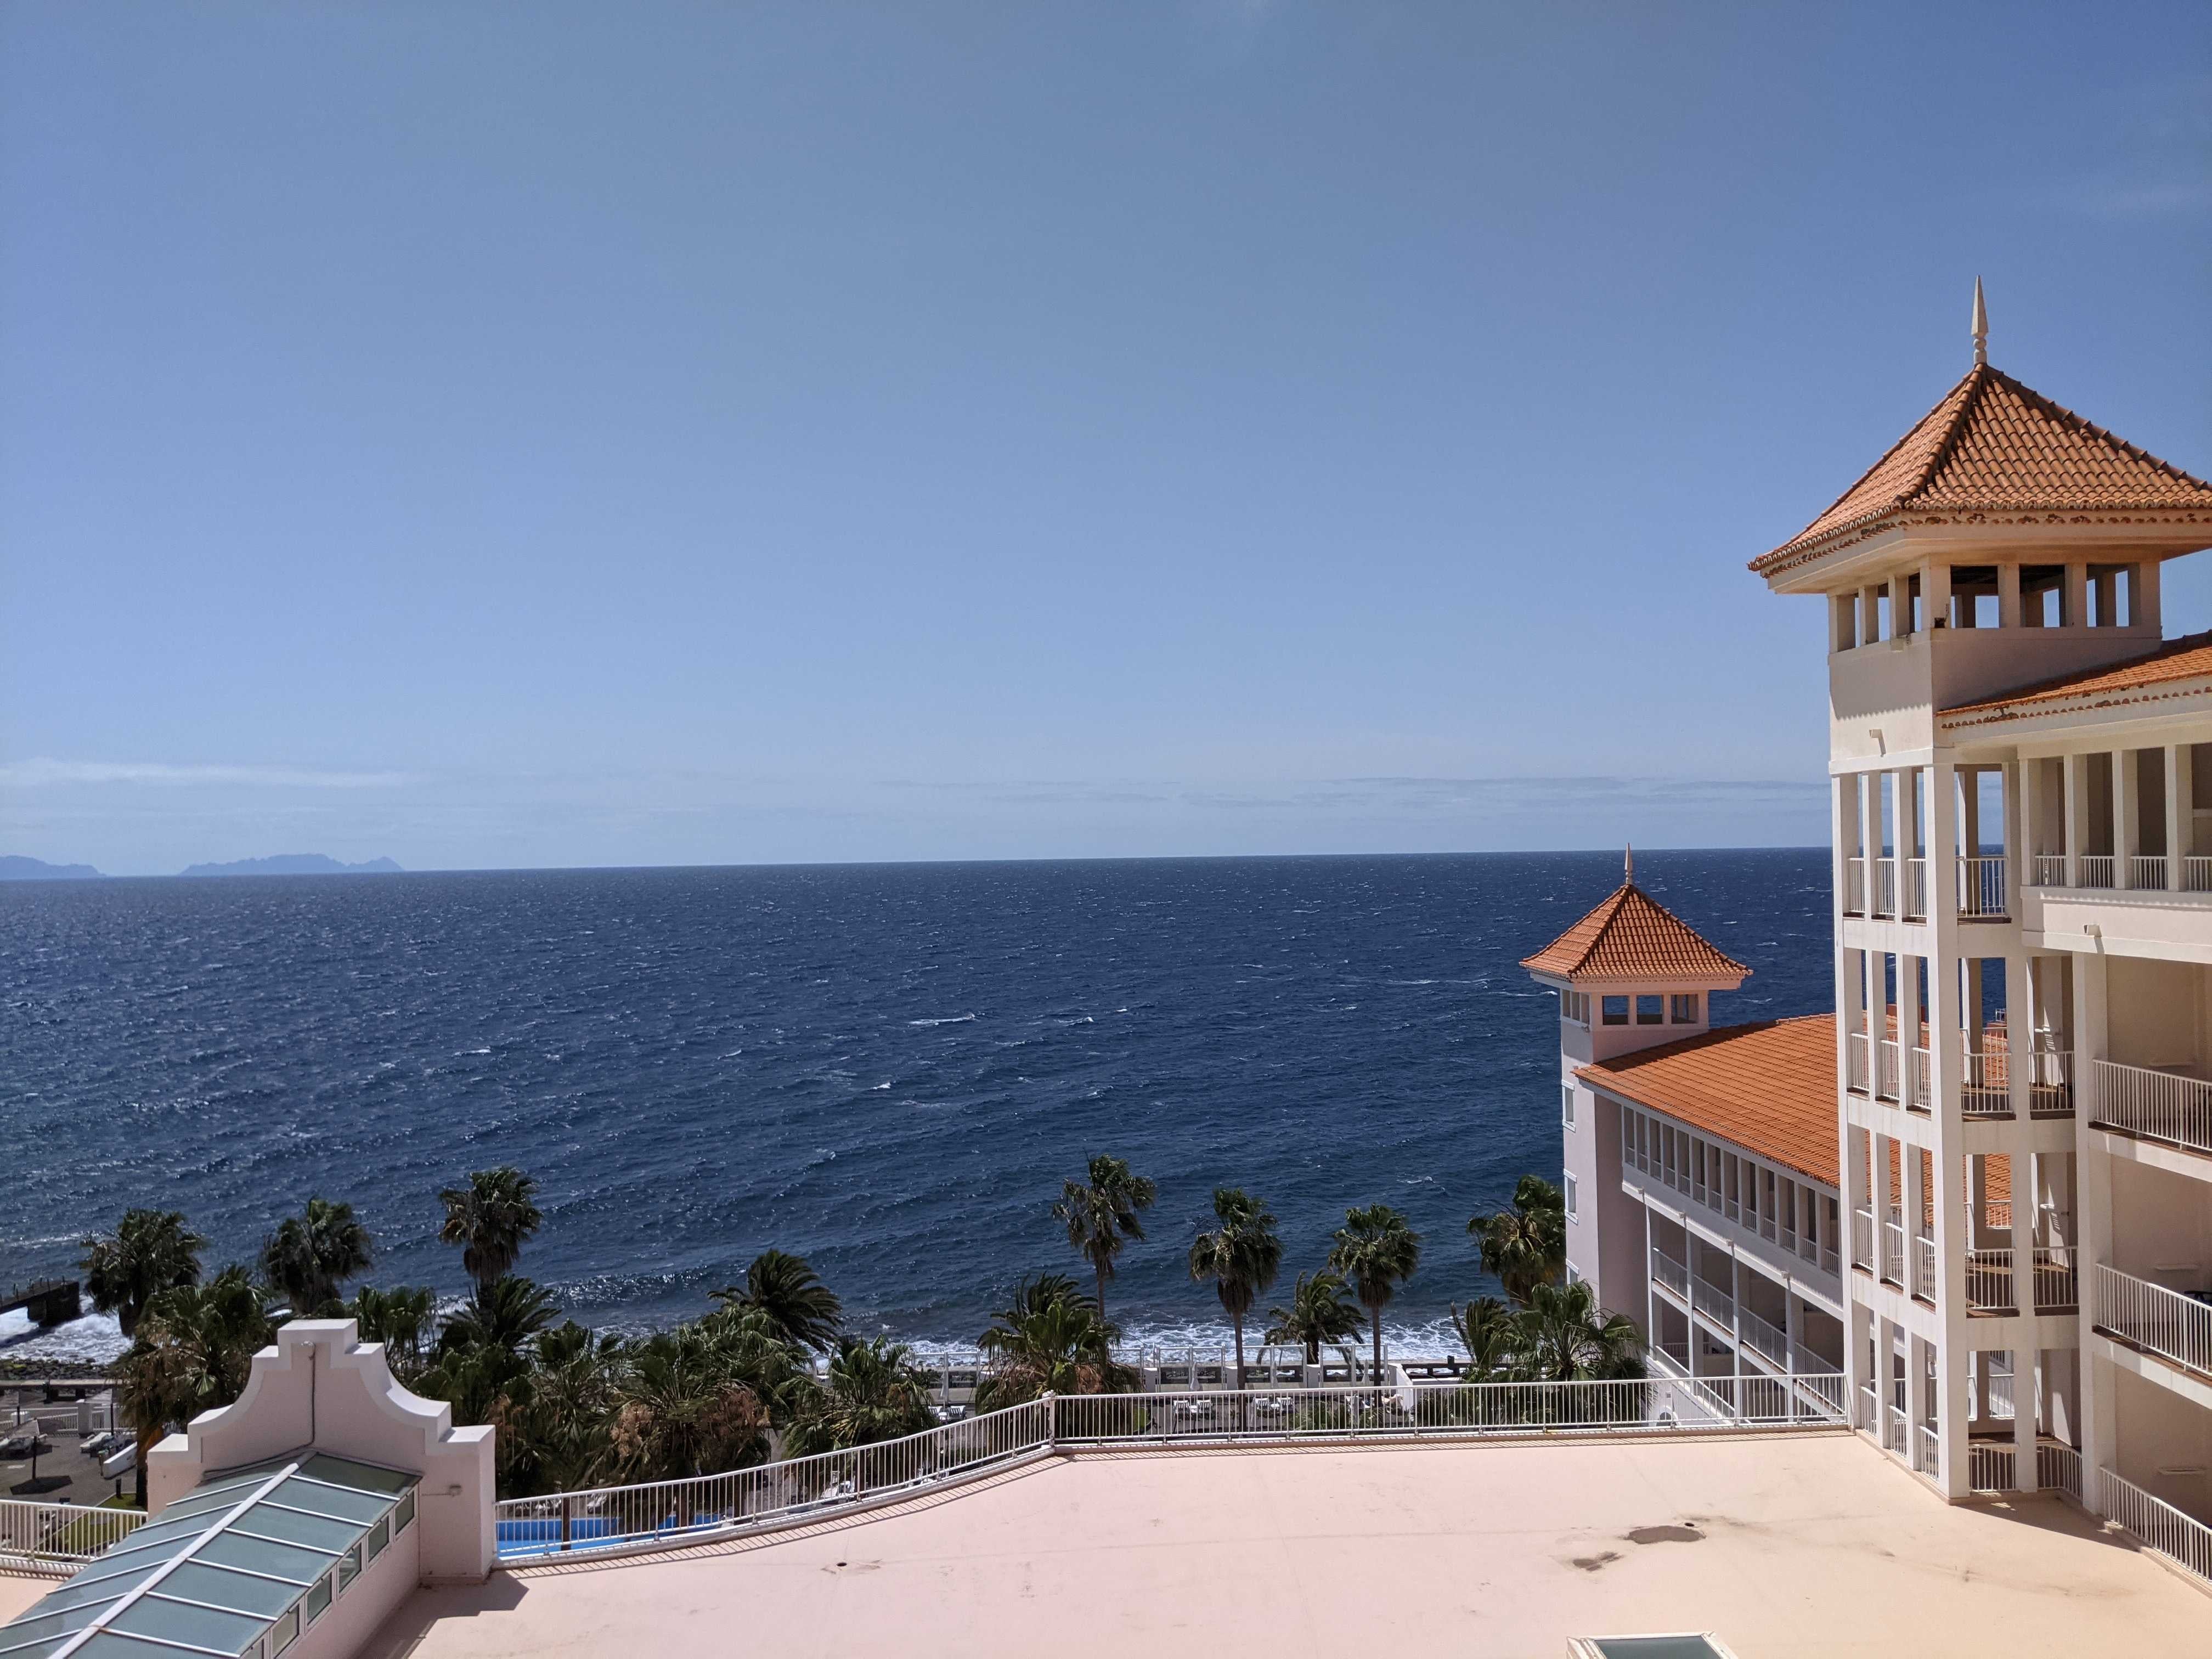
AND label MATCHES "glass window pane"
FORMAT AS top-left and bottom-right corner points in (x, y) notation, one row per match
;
(271, 1607), (300, 1657)
(161, 1564), (301, 1618)
(393, 1492), (416, 1534)
(303, 1575), (332, 1626)
(296, 1457), (413, 1497)
(363, 1518), (390, 1564)
(234, 1505), (357, 1554)
(337, 1543), (362, 1592)
(111, 1595), (266, 1653)
(266, 1479), (388, 1526)
(67, 1636), (201, 1659)
(196, 1533), (331, 1585)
